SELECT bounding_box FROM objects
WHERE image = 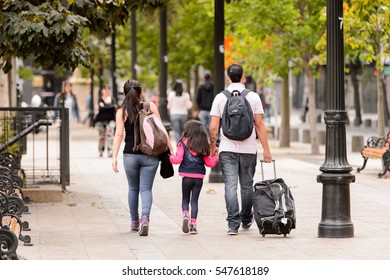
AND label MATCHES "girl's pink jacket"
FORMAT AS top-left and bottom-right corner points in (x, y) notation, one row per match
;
(169, 138), (219, 179)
